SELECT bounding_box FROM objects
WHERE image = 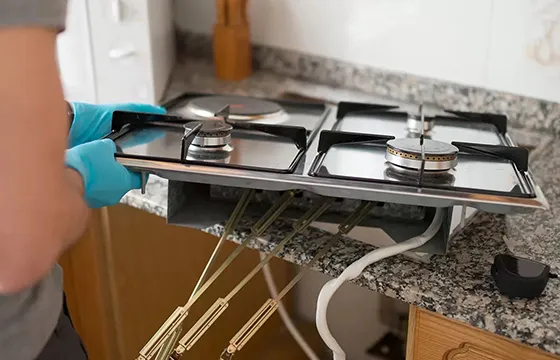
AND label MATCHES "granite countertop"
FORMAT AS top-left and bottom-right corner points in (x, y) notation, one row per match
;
(121, 58), (560, 355)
